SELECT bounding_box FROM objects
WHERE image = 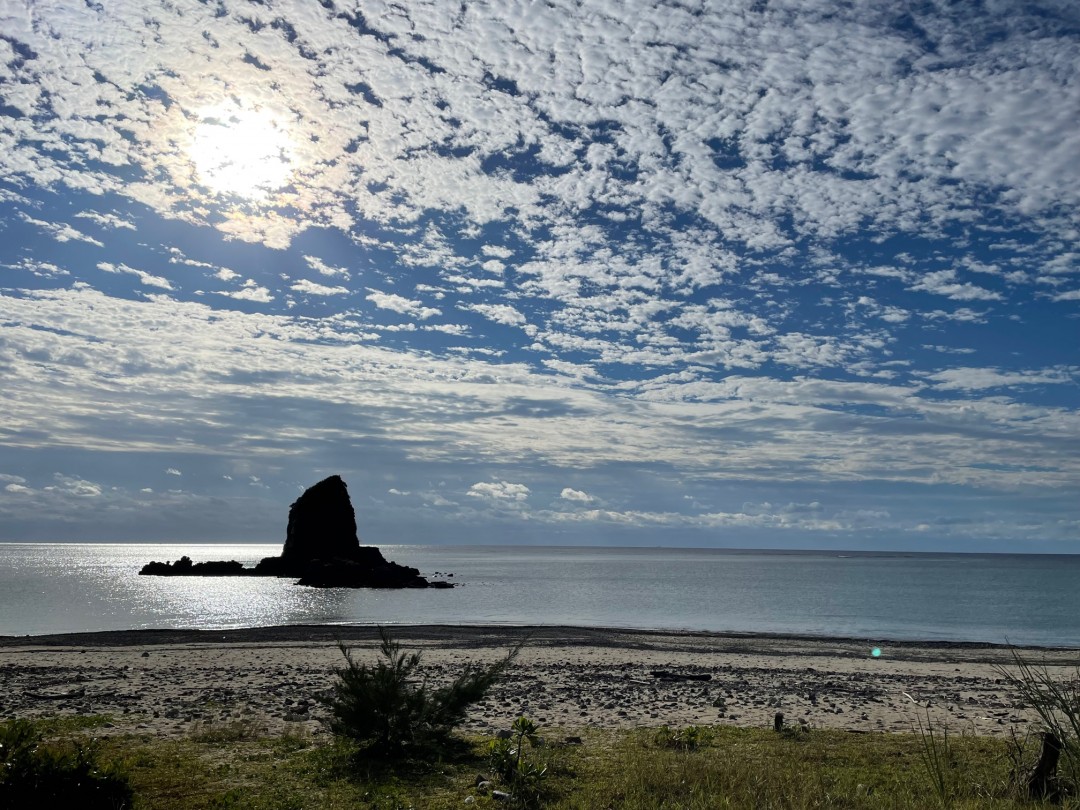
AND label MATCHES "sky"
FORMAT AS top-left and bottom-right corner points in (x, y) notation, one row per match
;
(0, 0), (1078, 551)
